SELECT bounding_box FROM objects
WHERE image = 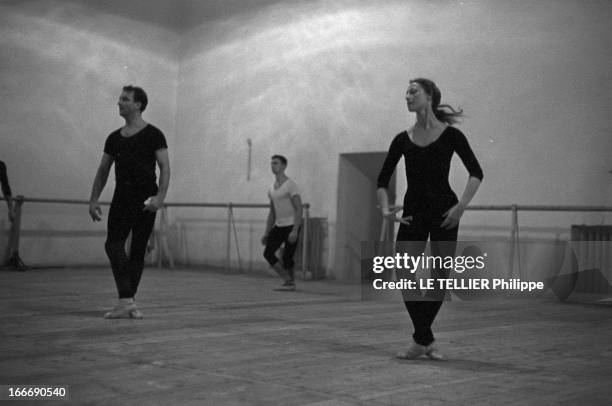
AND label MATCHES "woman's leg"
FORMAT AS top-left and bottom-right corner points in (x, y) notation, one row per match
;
(396, 221), (432, 347)
(413, 219), (459, 357)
